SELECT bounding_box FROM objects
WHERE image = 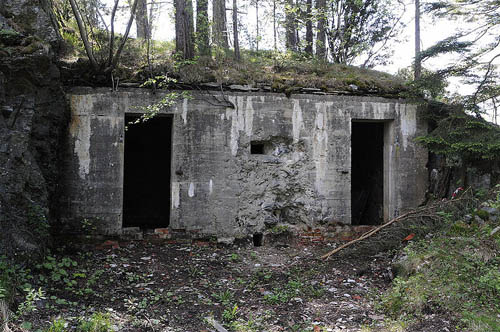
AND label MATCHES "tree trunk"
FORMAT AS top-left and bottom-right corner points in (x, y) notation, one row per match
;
(175, 0), (195, 59)
(136, 0), (149, 39)
(305, 0), (313, 55)
(213, 0), (228, 49)
(196, 0), (211, 56)
(233, 0), (240, 60)
(414, 0), (421, 79)
(273, 0), (277, 51)
(315, 0), (326, 59)
(285, 0), (297, 51)
(256, 0), (259, 52)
